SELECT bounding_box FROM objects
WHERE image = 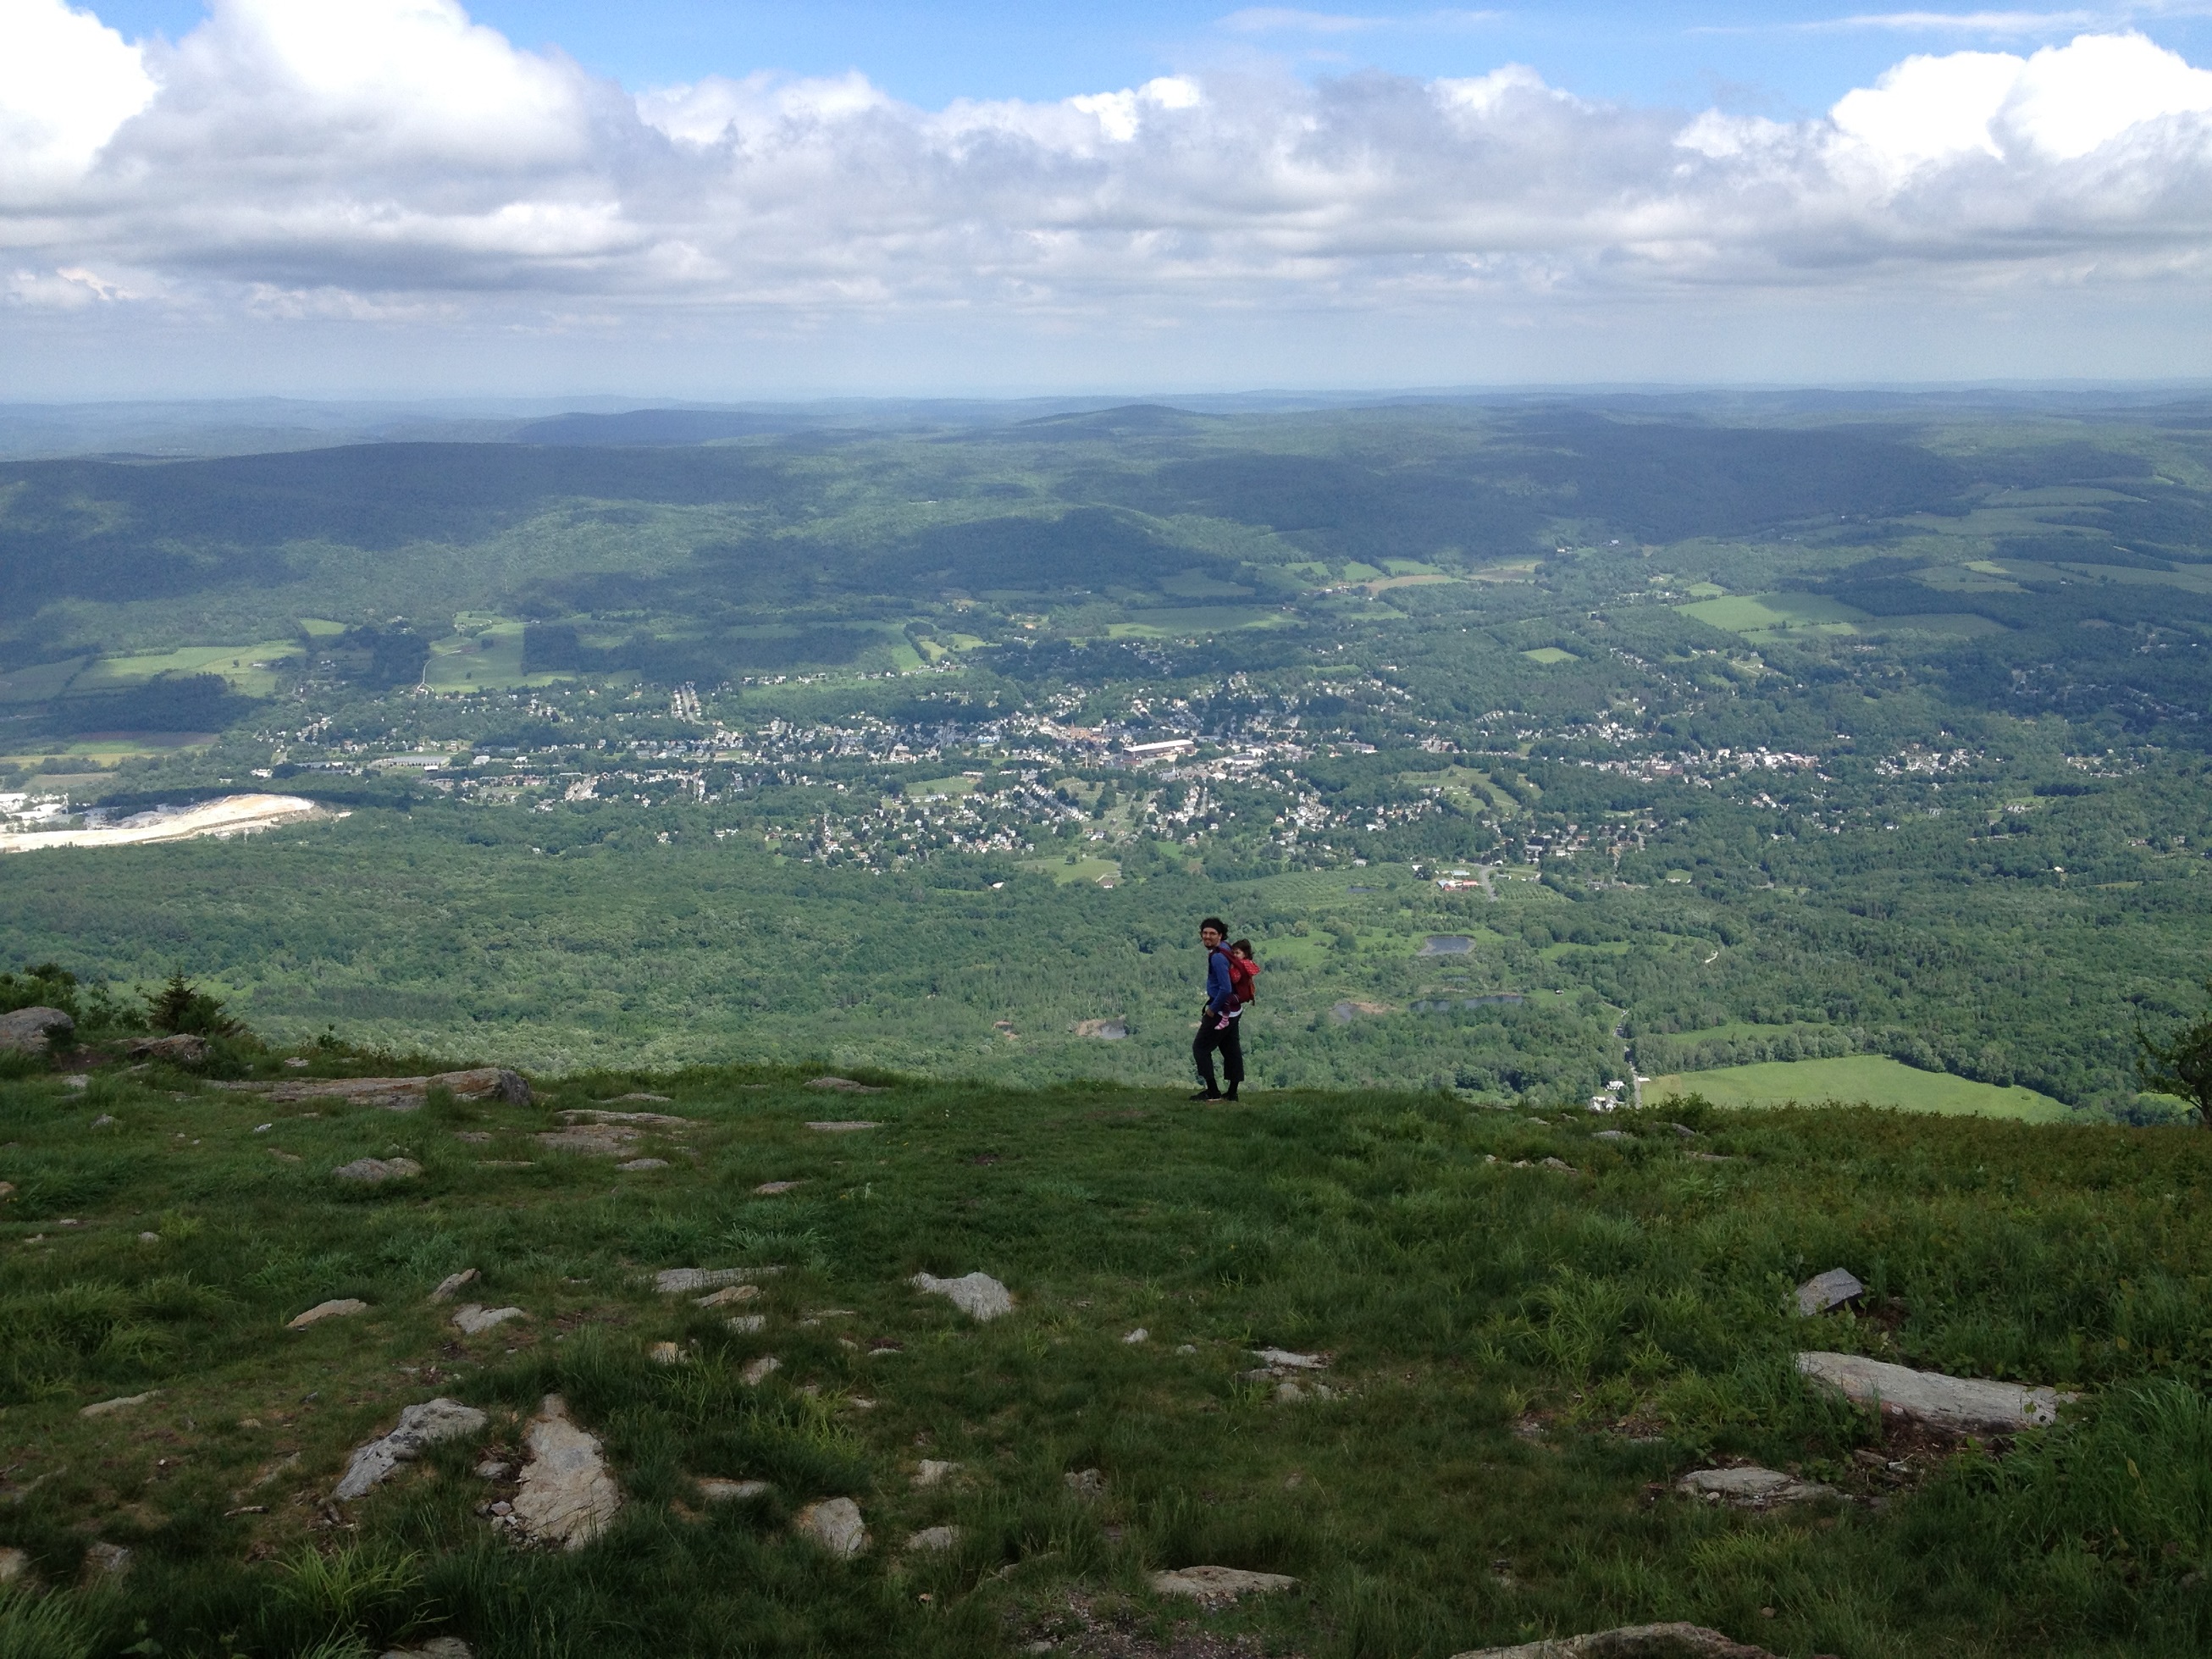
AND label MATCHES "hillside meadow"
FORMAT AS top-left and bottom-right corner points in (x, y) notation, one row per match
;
(3, 1043), (2212, 1657)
